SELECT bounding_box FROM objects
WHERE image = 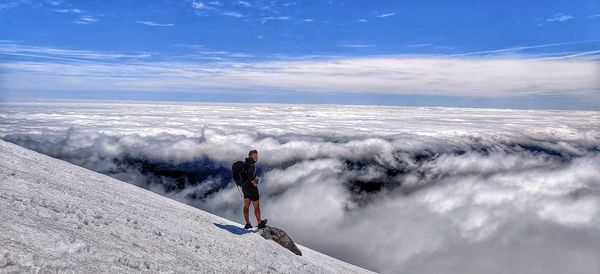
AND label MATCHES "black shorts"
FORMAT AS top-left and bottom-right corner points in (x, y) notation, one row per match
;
(242, 184), (259, 201)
